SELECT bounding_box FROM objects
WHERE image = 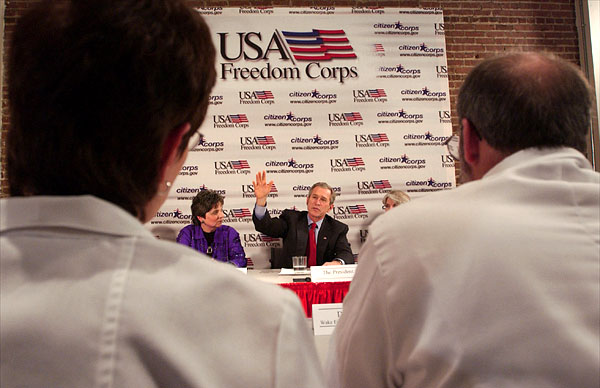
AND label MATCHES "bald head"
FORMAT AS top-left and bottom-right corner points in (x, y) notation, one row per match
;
(457, 52), (592, 154)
